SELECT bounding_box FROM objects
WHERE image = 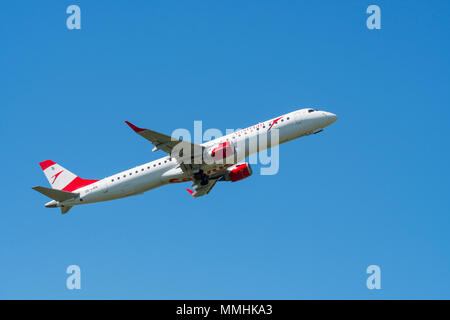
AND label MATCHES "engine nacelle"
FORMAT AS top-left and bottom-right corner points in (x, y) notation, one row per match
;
(225, 163), (253, 182)
(209, 141), (235, 161)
